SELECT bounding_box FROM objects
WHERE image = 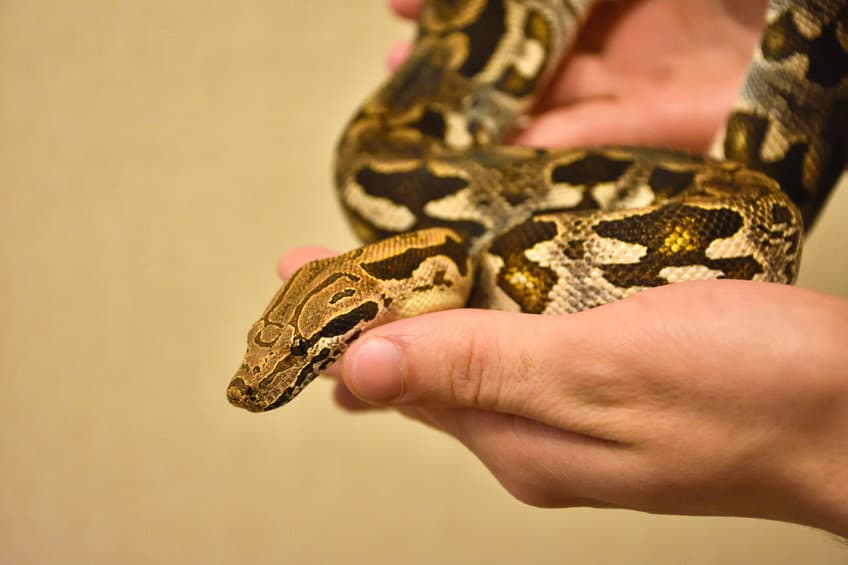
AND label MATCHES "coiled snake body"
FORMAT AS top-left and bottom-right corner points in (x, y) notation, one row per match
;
(228, 0), (848, 412)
